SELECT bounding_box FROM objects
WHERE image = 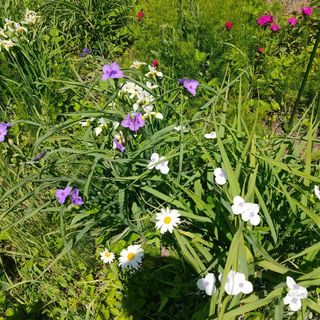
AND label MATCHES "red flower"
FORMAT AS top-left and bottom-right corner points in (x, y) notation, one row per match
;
(225, 21), (233, 30)
(257, 47), (265, 54)
(151, 59), (159, 67)
(137, 10), (144, 21)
